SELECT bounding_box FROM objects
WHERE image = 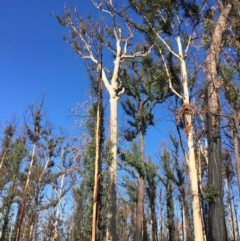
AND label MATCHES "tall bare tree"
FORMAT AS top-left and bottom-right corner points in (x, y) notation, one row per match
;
(56, 1), (152, 239)
(128, 1), (206, 239)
